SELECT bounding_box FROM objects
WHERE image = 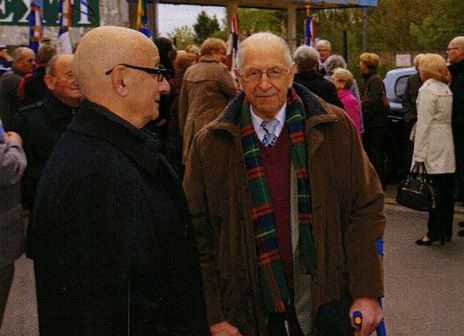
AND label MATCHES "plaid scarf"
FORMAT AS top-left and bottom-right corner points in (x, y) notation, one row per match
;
(239, 89), (316, 314)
